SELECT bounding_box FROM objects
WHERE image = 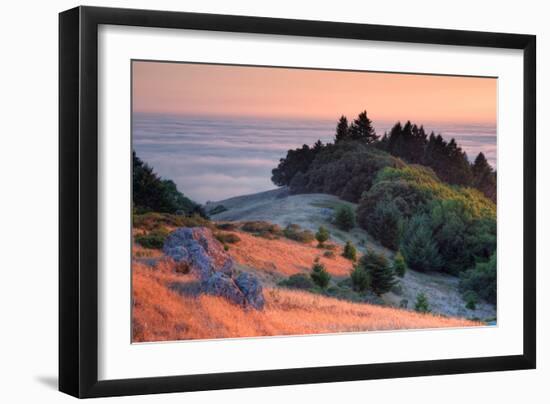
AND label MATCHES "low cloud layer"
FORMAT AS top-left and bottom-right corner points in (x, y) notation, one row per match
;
(133, 114), (496, 204)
